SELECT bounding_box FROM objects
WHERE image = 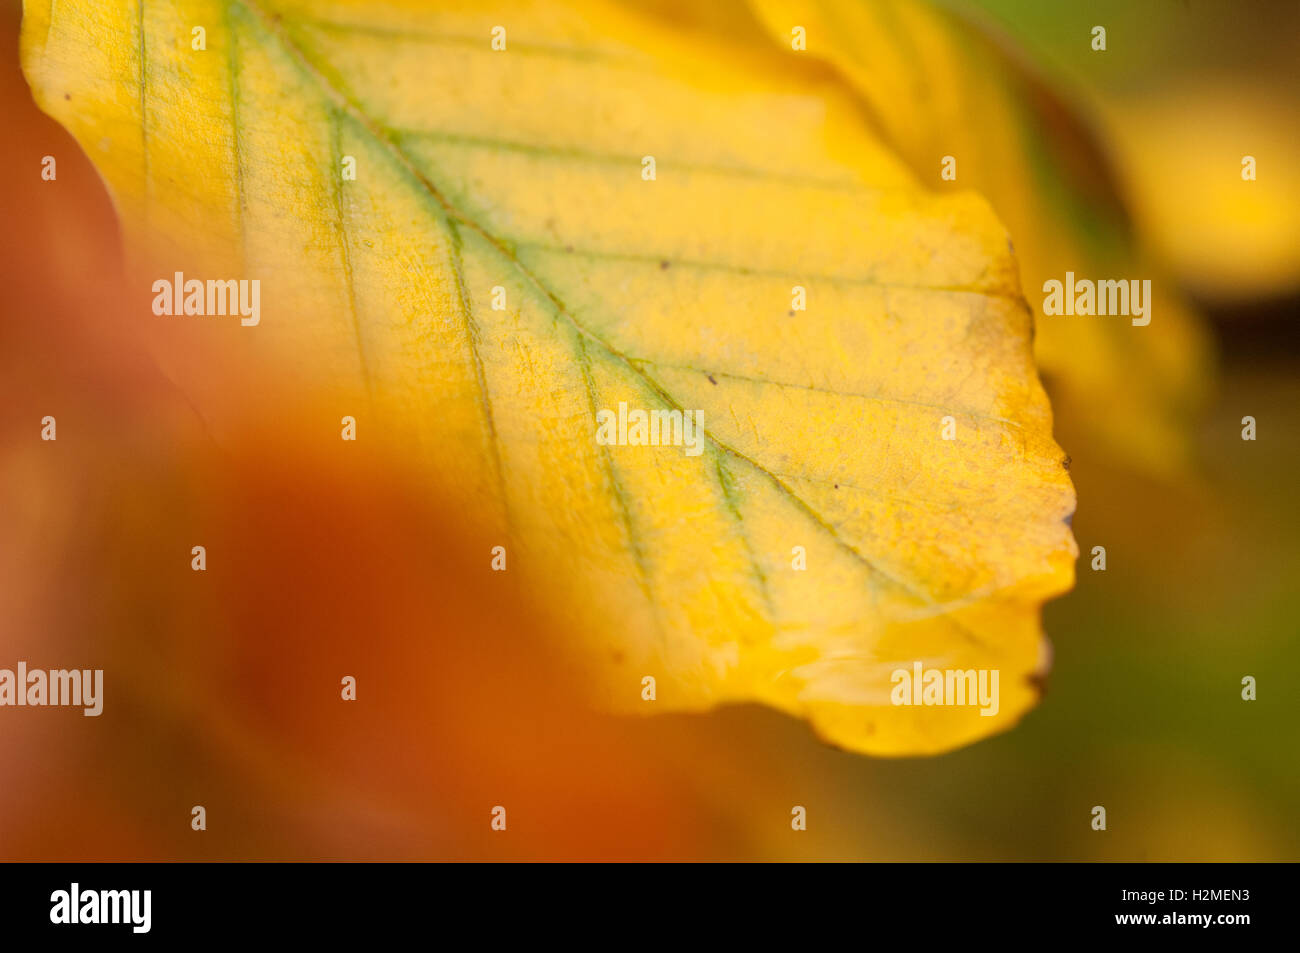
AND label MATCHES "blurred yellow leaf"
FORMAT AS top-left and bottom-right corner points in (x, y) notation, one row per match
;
(746, 0), (1215, 474)
(1101, 80), (1300, 304)
(21, 0), (1075, 754)
(939, 0), (1300, 306)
